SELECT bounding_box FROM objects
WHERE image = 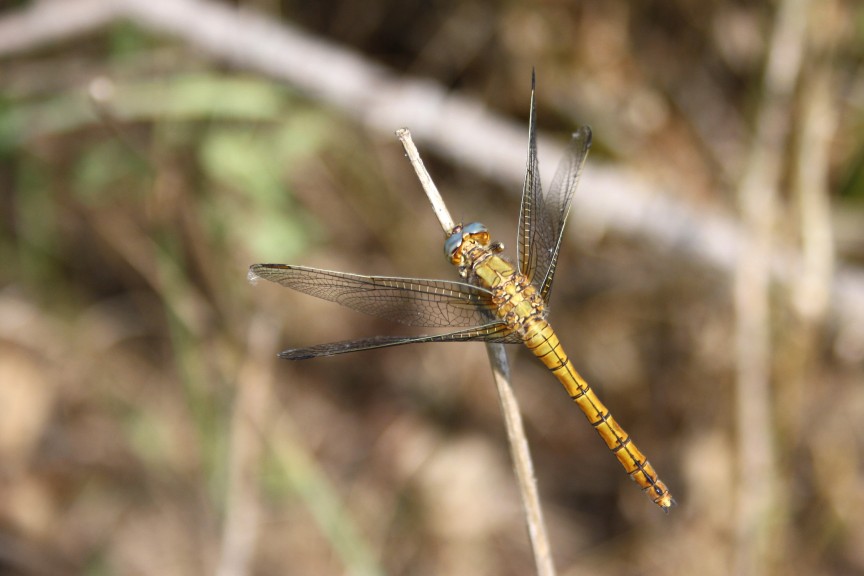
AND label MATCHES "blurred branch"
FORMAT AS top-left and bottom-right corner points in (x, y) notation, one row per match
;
(0, 0), (121, 54)
(793, 39), (837, 326)
(779, 5), (840, 444)
(2, 0), (863, 338)
(216, 314), (280, 576)
(732, 0), (810, 573)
